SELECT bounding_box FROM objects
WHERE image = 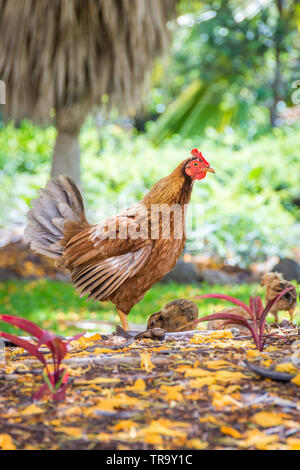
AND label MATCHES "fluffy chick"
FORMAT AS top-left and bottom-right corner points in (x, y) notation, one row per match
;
(261, 272), (297, 324)
(147, 299), (198, 332)
(207, 307), (253, 333)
